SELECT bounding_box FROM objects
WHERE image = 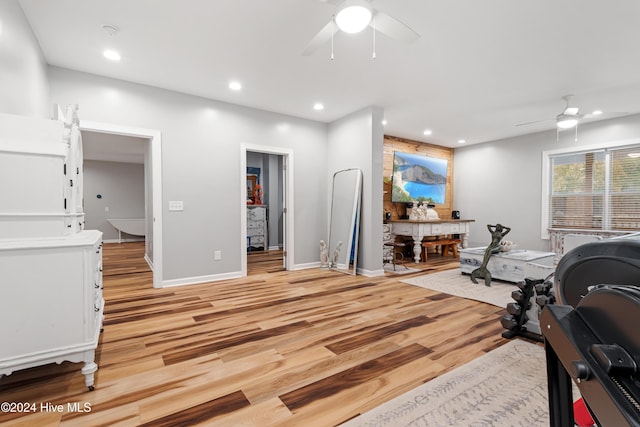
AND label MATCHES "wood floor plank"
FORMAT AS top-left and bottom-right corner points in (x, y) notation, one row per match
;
(0, 243), (510, 426)
(279, 343), (433, 412)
